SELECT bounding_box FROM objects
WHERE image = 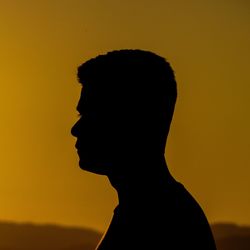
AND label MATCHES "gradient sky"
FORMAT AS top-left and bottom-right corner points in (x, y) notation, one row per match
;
(0, 0), (249, 232)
